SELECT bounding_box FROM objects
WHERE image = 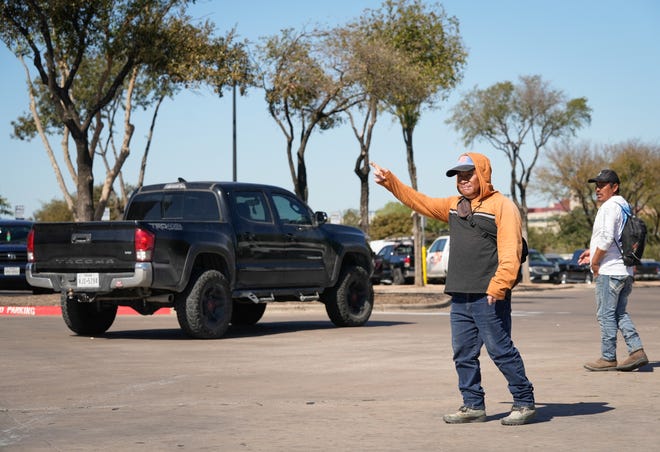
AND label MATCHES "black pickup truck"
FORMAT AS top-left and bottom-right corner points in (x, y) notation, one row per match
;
(27, 180), (374, 339)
